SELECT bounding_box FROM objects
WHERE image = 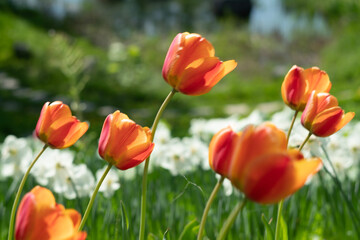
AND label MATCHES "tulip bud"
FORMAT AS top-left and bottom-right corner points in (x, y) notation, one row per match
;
(301, 91), (355, 137)
(98, 111), (154, 170)
(162, 32), (237, 96)
(35, 101), (88, 149)
(281, 65), (331, 111)
(209, 123), (322, 204)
